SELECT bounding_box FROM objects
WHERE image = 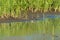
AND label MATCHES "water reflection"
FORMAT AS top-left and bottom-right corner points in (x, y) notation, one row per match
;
(1, 34), (53, 40)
